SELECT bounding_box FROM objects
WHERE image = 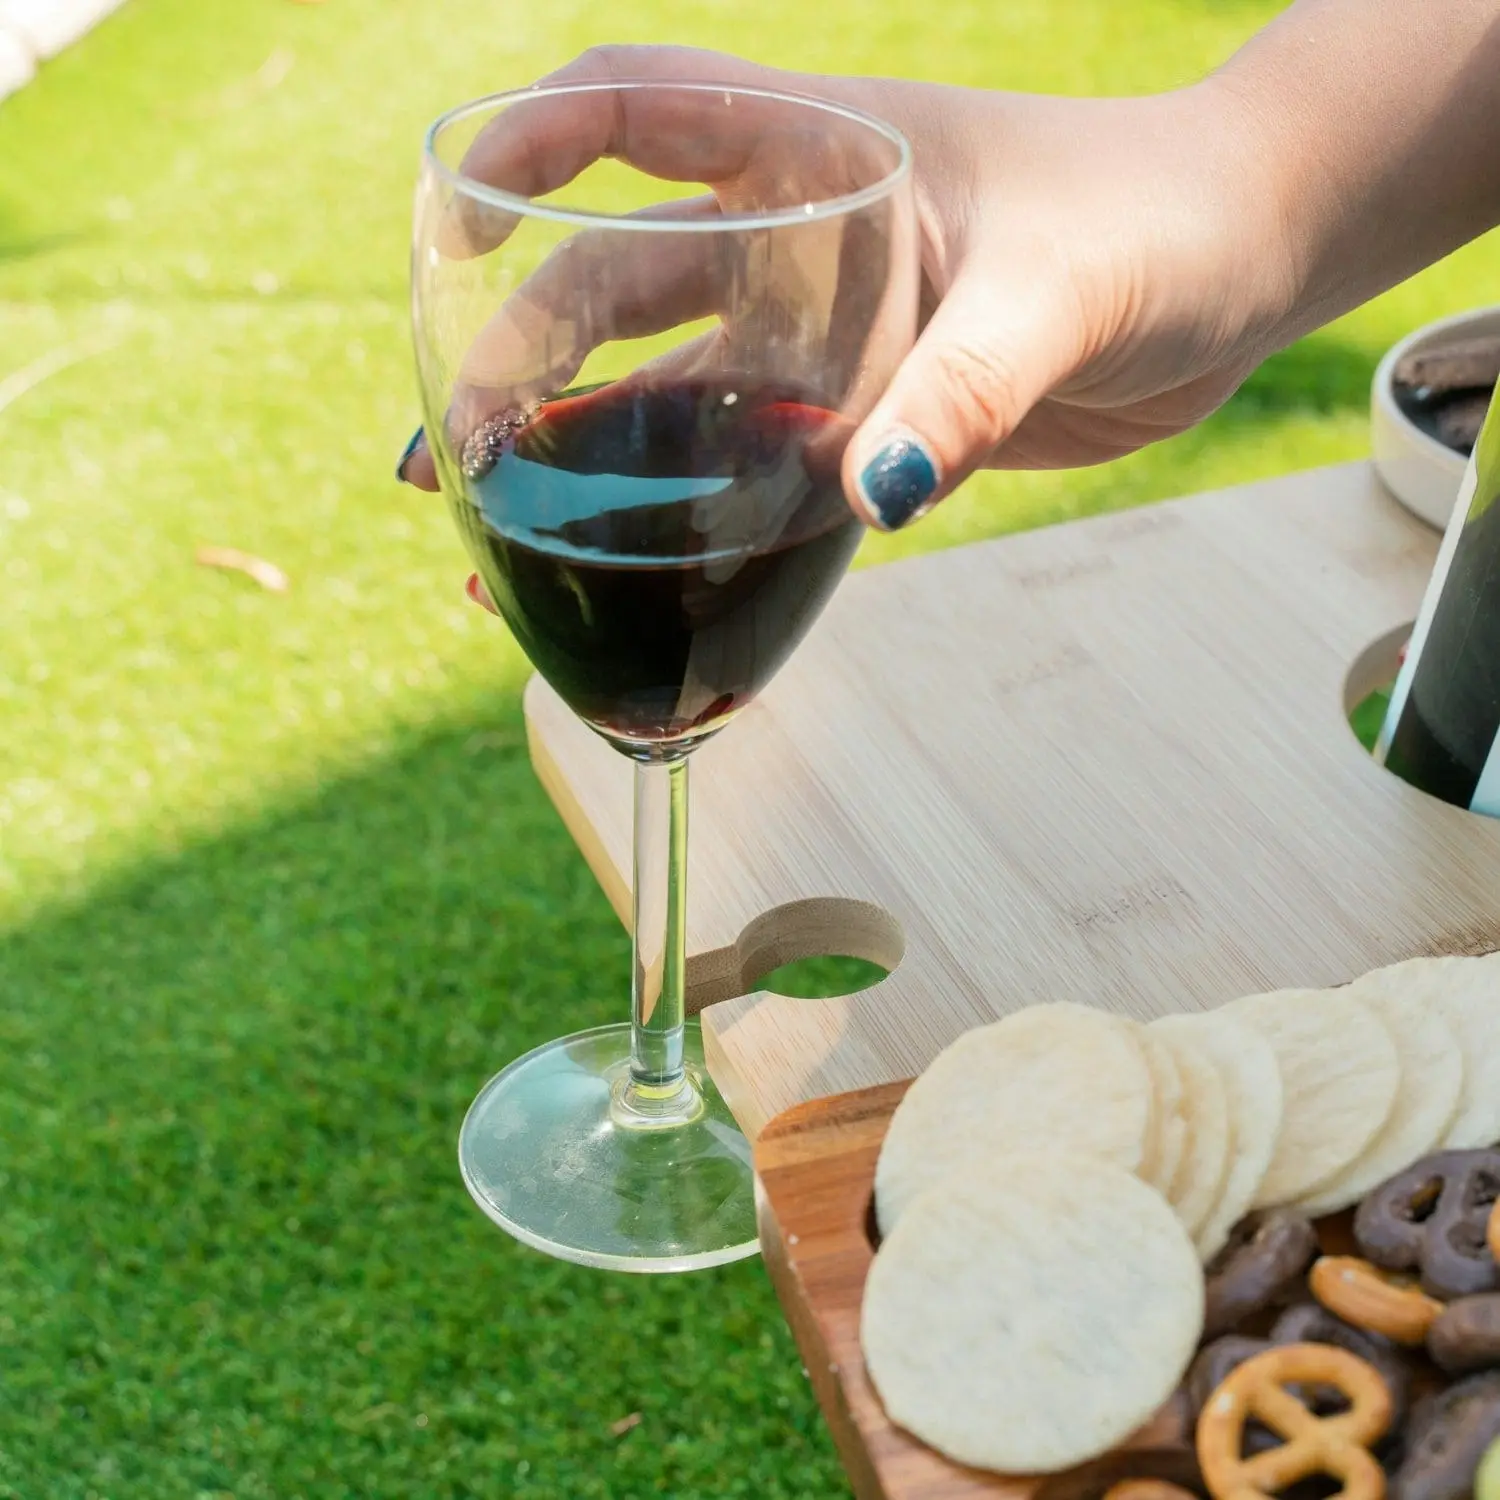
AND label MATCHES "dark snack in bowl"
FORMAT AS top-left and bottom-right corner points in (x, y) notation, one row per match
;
(1433, 391), (1493, 456)
(1354, 1149), (1500, 1301)
(1271, 1303), (1412, 1437)
(1389, 1372), (1500, 1500)
(1394, 339), (1500, 401)
(1032, 1449), (1208, 1500)
(1392, 336), (1500, 459)
(1428, 1296), (1500, 1375)
(1204, 1209), (1321, 1340)
(1196, 1344), (1392, 1500)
